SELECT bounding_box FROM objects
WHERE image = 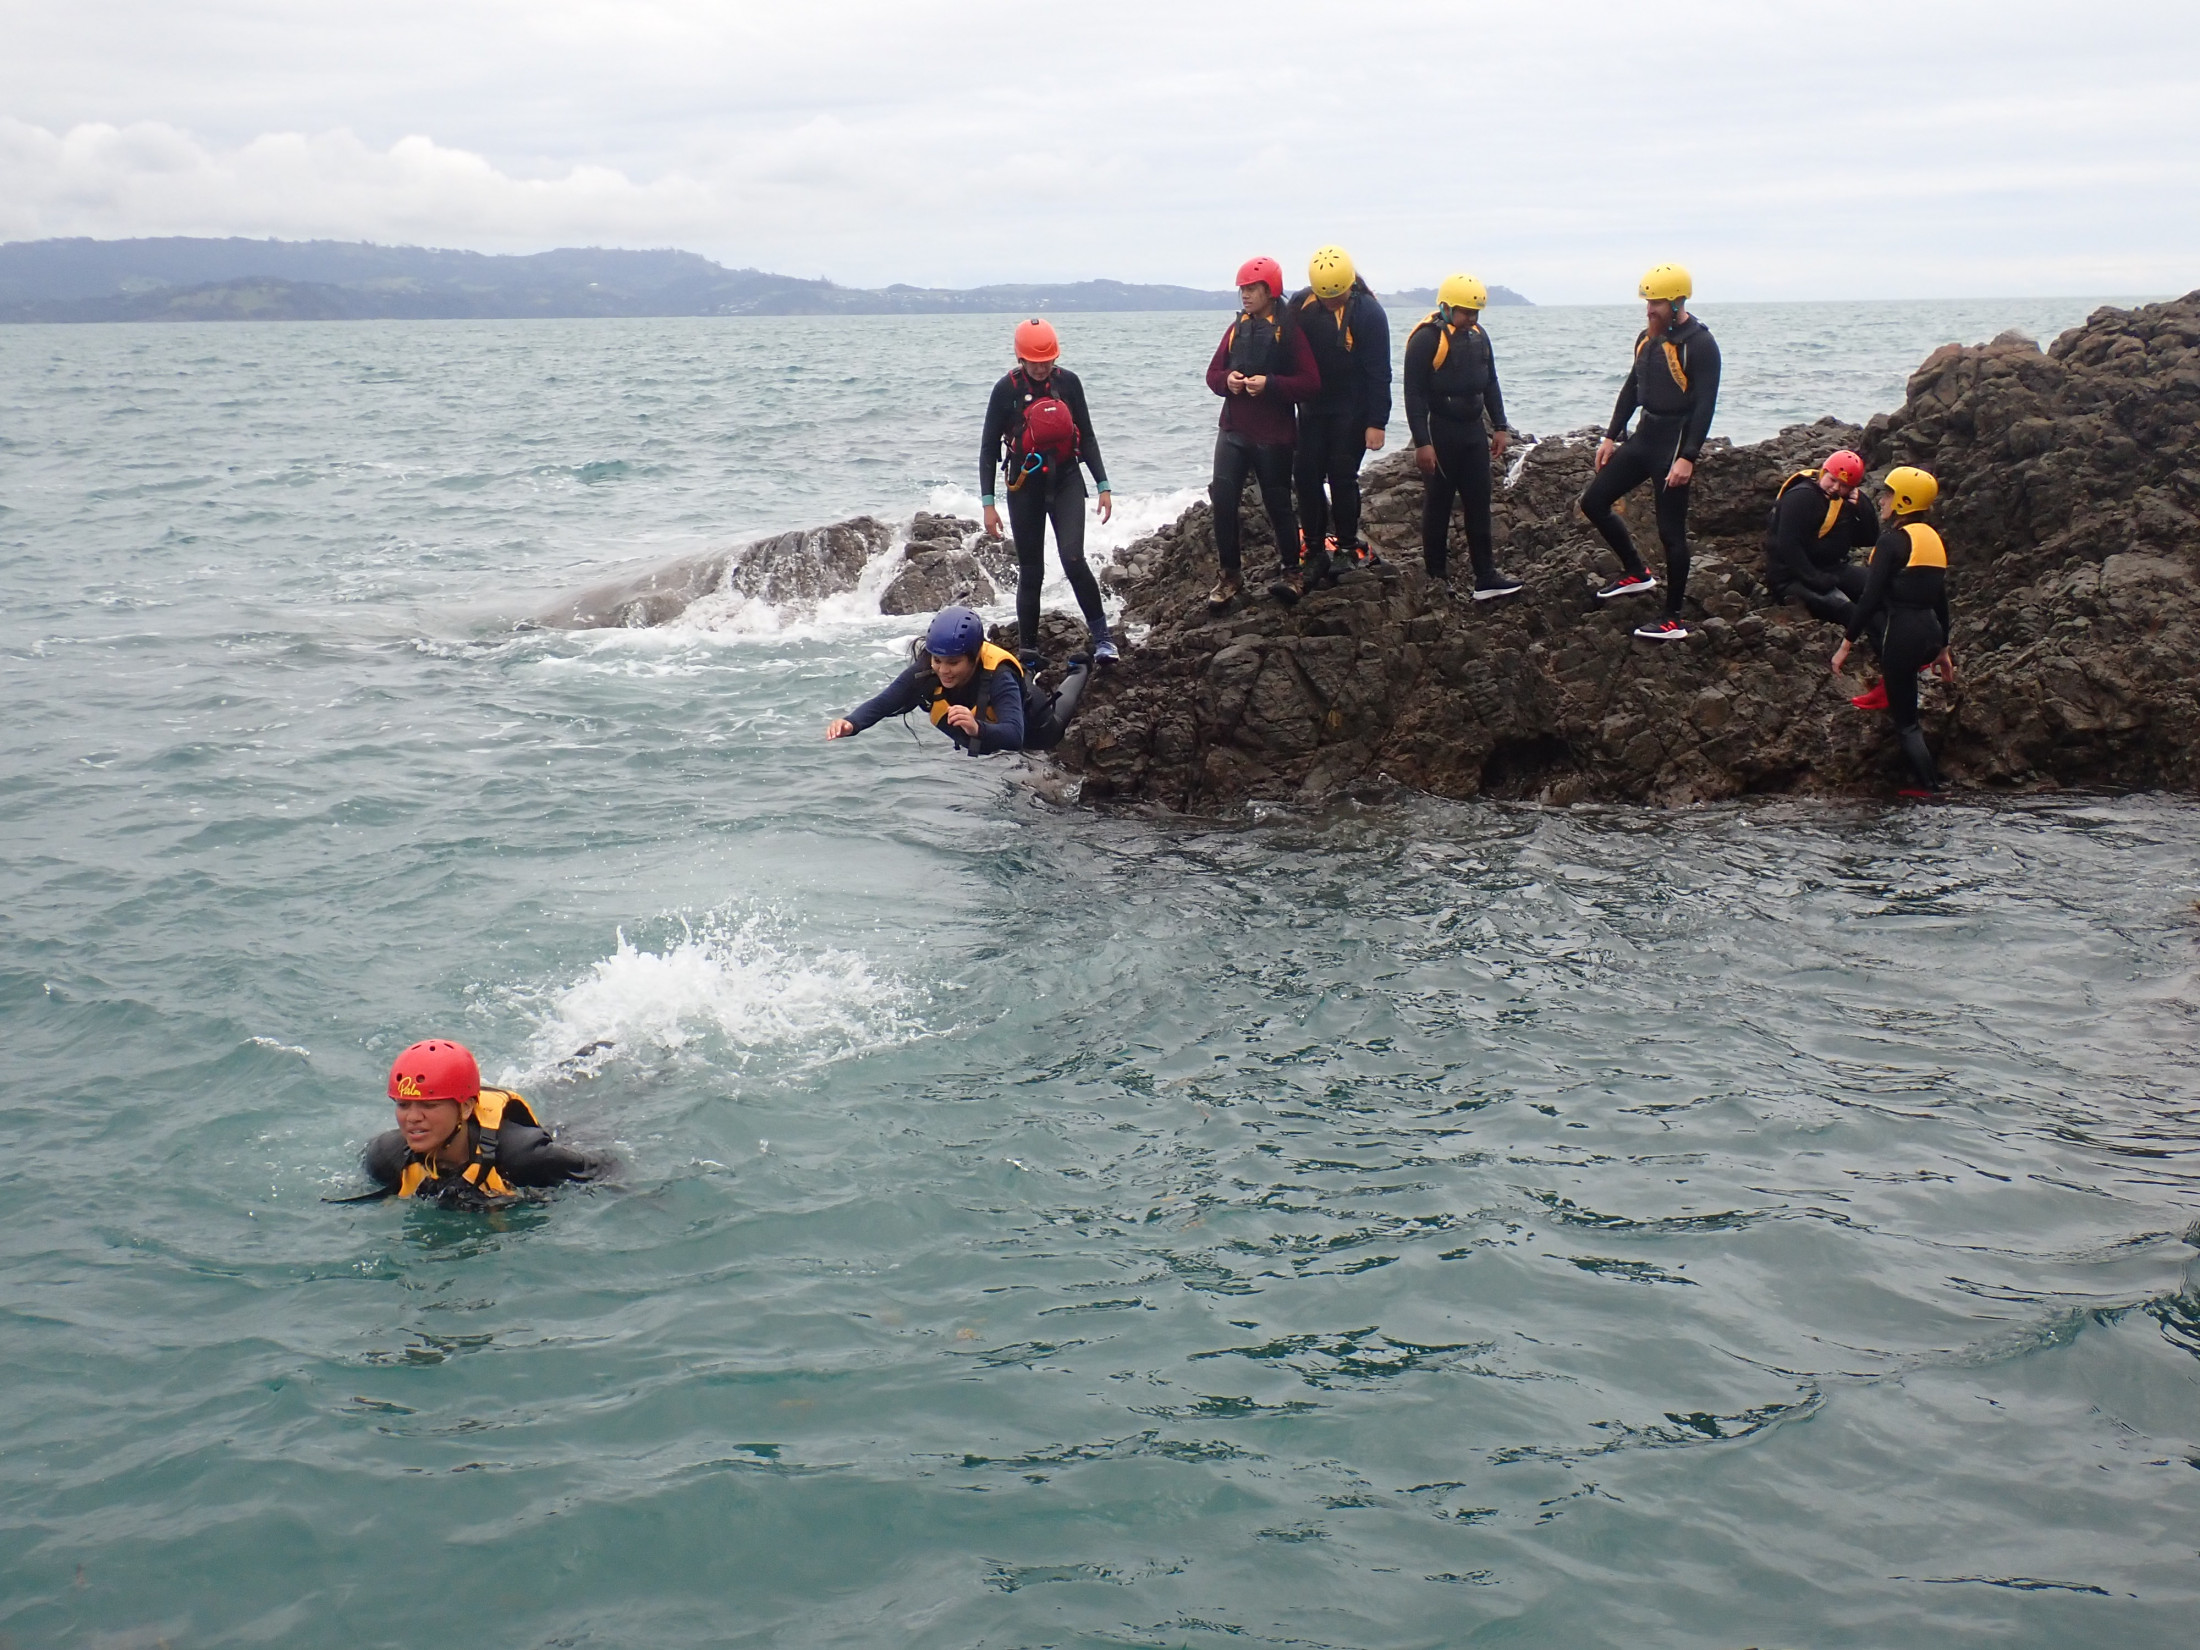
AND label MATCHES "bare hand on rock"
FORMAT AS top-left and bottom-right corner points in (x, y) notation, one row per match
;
(1829, 640), (1852, 674)
(1935, 648), (1956, 684)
